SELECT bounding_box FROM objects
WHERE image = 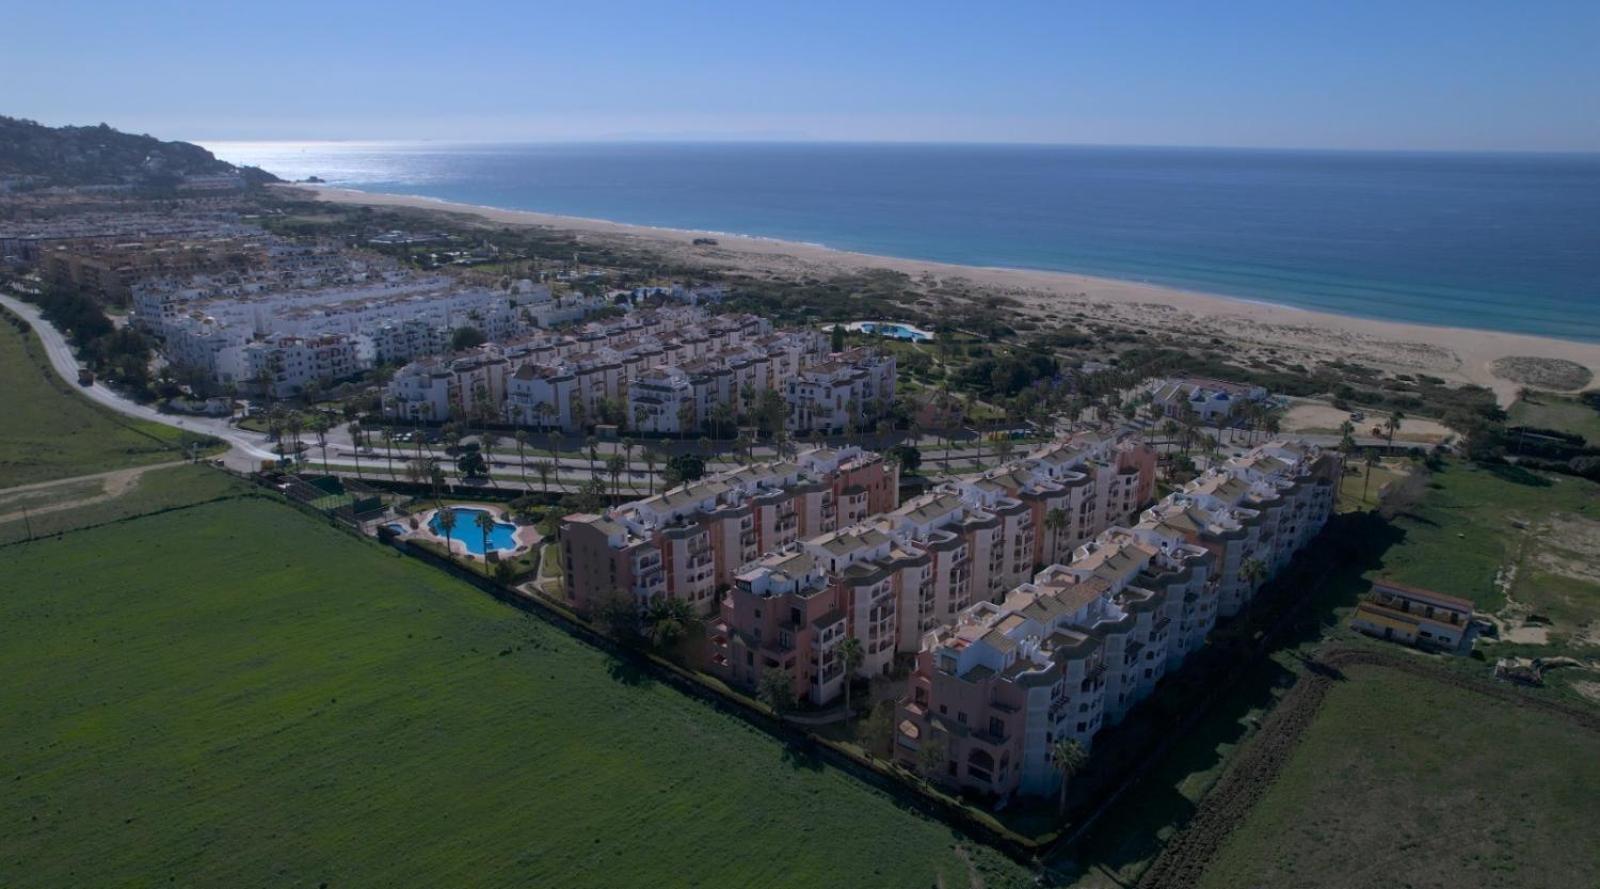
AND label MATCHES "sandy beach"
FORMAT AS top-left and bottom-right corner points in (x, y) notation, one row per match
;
(289, 184), (1600, 404)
